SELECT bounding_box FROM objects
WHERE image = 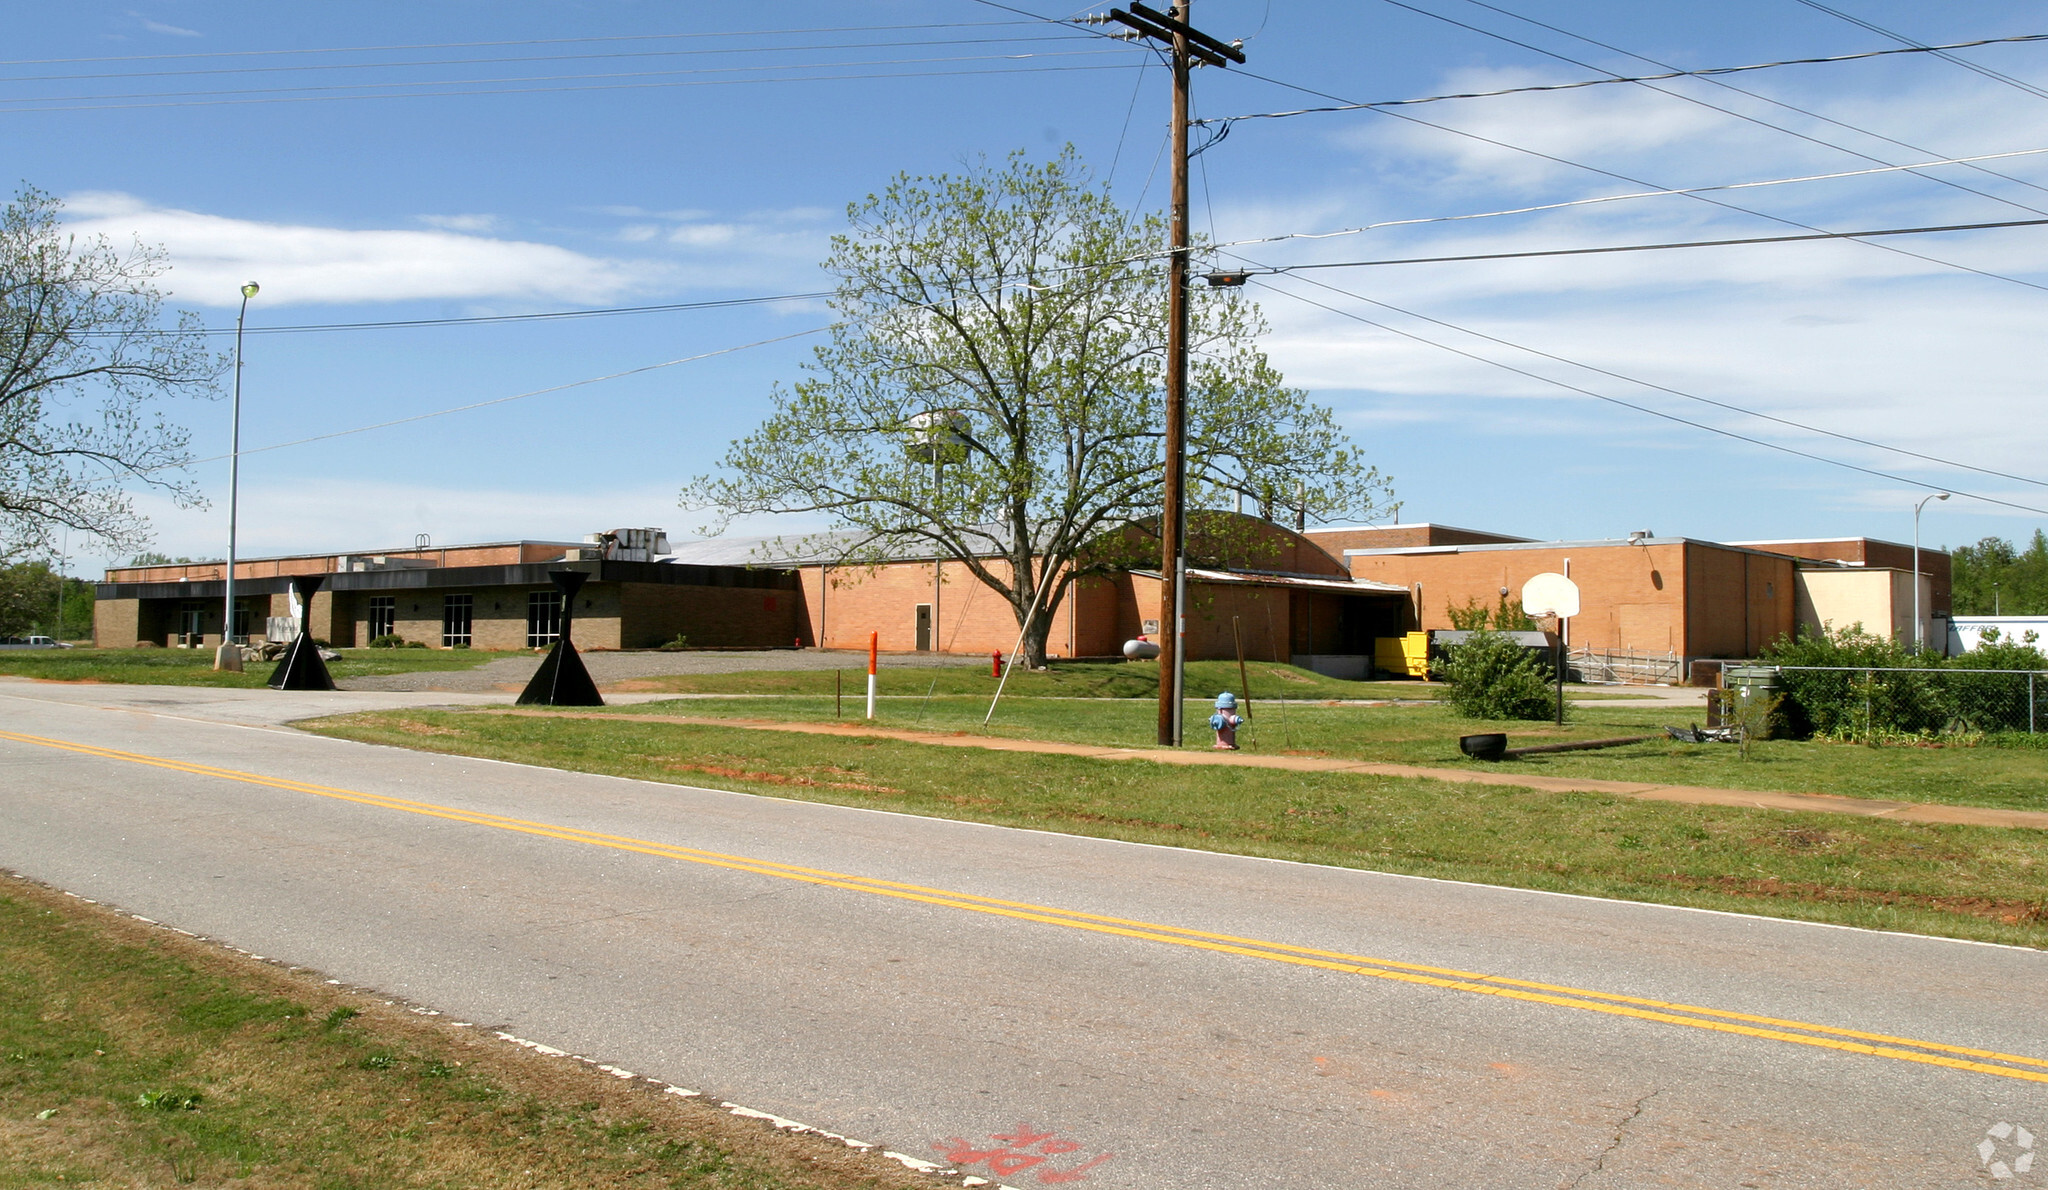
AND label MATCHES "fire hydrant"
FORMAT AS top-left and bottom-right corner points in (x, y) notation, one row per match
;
(991, 650), (1004, 678)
